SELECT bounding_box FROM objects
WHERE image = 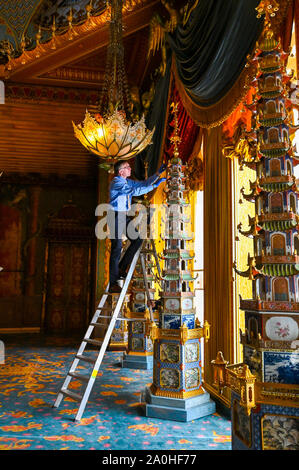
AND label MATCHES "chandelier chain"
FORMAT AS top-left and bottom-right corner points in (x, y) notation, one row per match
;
(99, 0), (131, 117)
